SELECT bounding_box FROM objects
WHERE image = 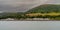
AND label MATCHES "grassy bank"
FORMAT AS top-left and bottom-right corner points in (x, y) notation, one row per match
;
(0, 12), (60, 20)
